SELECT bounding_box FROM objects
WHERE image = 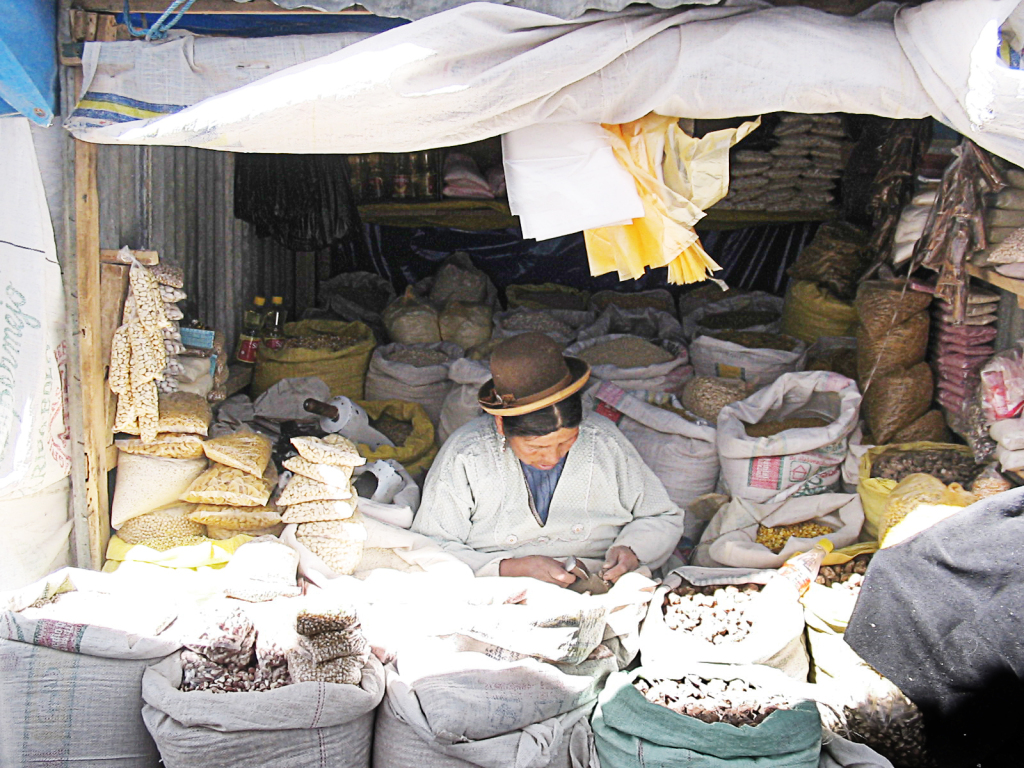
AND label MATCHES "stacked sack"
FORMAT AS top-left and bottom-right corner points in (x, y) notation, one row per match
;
(855, 281), (943, 444)
(185, 431), (284, 539)
(280, 435), (366, 576)
(781, 221), (867, 345)
(286, 604), (371, 686)
(973, 165), (1024, 277)
(150, 263), (188, 394)
(930, 283), (1000, 417)
(178, 426), (279, 542)
(110, 252), (171, 442)
(717, 113), (851, 212)
(109, 393), (214, 554)
(364, 342), (463, 429)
